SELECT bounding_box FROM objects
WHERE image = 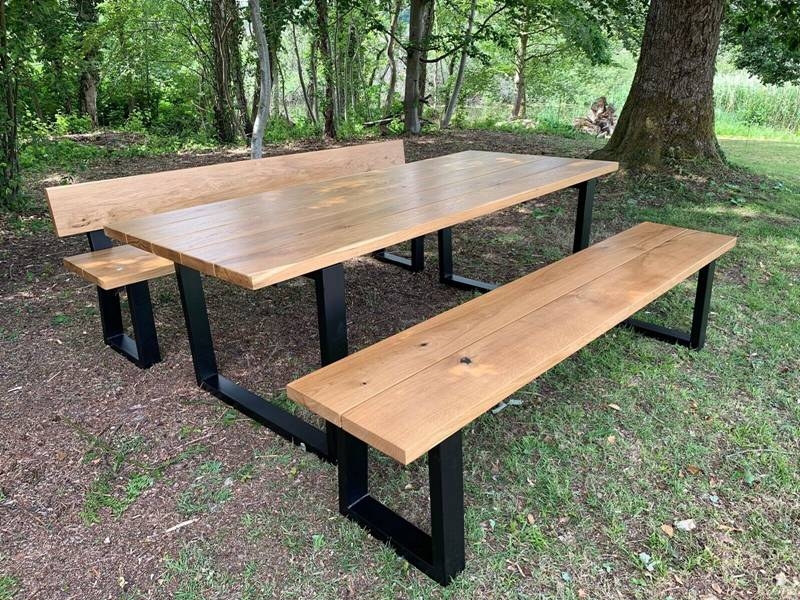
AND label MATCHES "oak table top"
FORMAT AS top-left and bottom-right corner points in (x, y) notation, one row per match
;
(105, 151), (618, 290)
